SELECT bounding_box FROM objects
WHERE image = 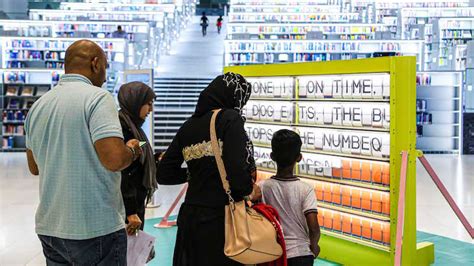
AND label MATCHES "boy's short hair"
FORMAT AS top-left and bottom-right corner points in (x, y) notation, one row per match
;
(271, 129), (302, 168)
